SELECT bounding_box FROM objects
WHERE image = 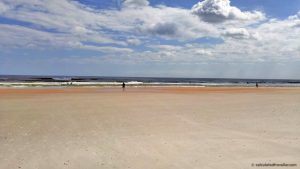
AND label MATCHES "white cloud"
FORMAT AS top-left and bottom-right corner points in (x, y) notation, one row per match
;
(288, 11), (300, 28)
(0, 24), (70, 49)
(0, 0), (299, 66)
(0, 0), (218, 45)
(129, 5), (218, 39)
(0, 0), (131, 49)
(123, 0), (149, 8)
(78, 45), (134, 53)
(149, 45), (183, 51)
(223, 28), (250, 39)
(194, 49), (213, 56)
(0, 24), (132, 54)
(222, 28), (260, 40)
(191, 0), (265, 23)
(145, 22), (178, 36)
(123, 10), (300, 64)
(126, 38), (142, 46)
(288, 11), (300, 20)
(0, 2), (9, 14)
